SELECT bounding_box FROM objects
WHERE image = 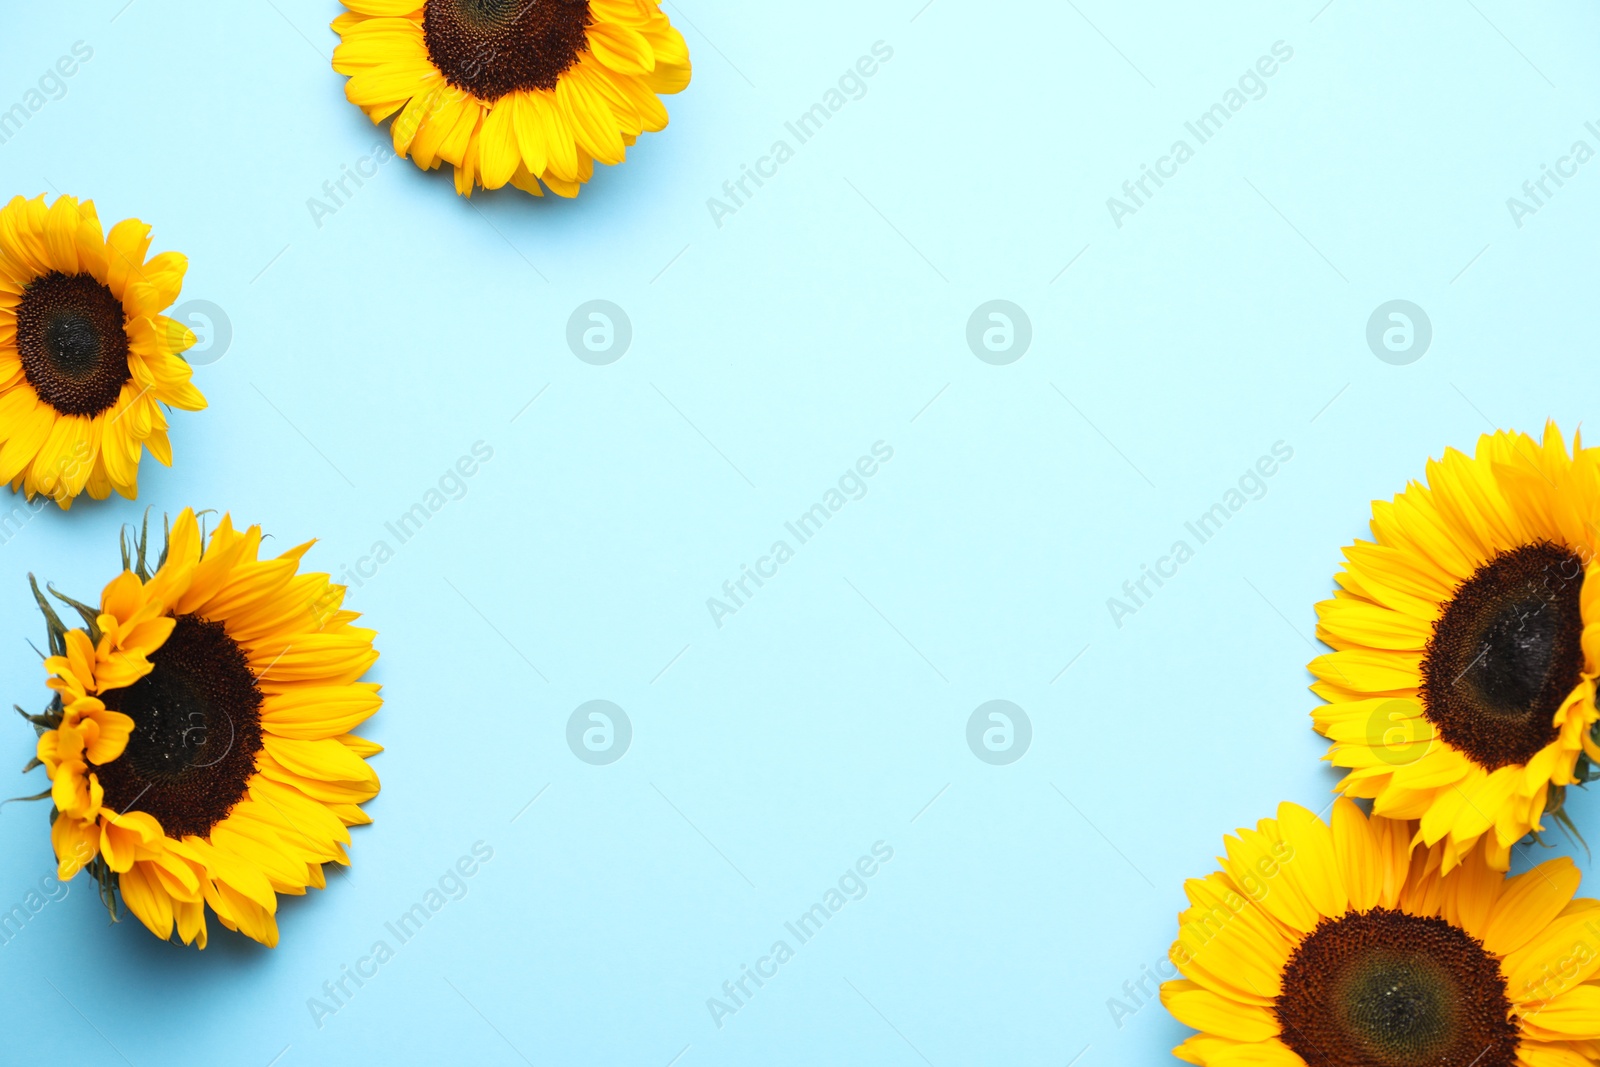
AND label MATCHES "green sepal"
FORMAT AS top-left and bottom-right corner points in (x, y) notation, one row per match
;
(1540, 783), (1592, 861)
(14, 703), (61, 733)
(46, 585), (101, 644)
(27, 574), (69, 659)
(121, 509), (152, 581)
(156, 511), (171, 570)
(88, 856), (119, 923)
(0, 787), (53, 810)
